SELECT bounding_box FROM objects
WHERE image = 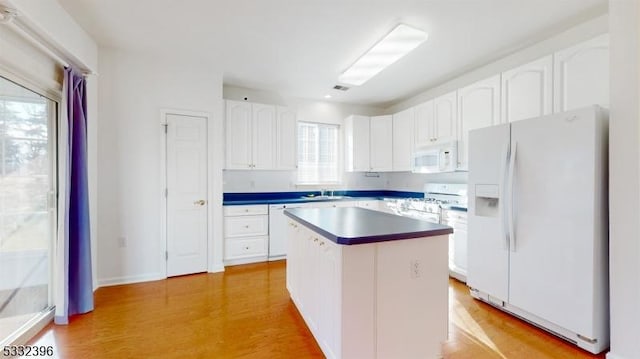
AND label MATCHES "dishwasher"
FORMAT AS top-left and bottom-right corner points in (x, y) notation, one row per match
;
(268, 203), (306, 260)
